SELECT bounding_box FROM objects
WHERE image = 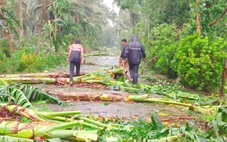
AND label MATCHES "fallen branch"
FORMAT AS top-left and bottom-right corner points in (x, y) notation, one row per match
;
(209, 8), (227, 27)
